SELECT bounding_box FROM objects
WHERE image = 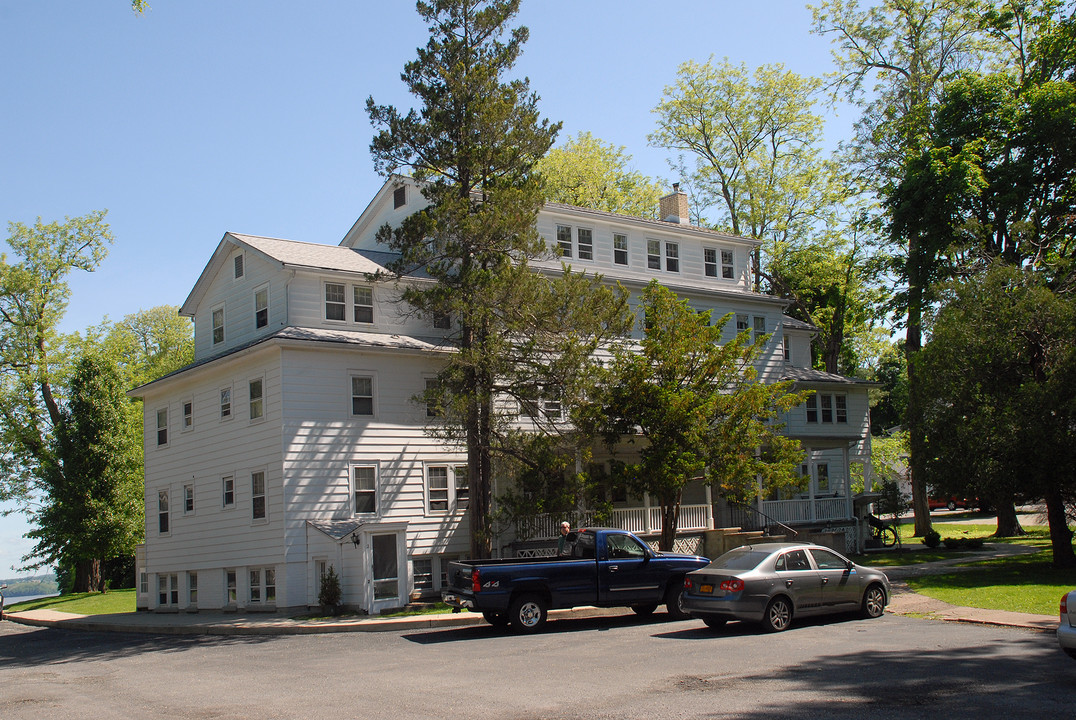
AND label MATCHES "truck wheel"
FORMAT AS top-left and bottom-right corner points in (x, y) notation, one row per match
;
(509, 594), (548, 633)
(482, 611), (510, 628)
(631, 604), (658, 616)
(664, 582), (690, 620)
